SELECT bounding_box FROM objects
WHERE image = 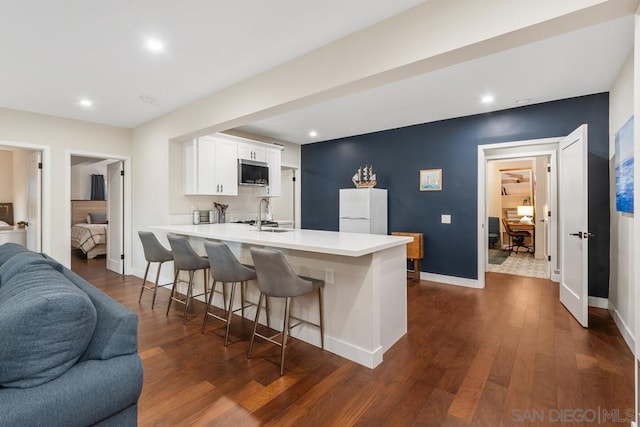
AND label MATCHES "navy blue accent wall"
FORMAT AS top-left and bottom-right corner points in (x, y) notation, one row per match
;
(301, 93), (610, 297)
